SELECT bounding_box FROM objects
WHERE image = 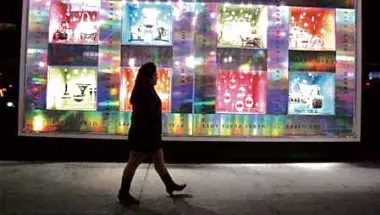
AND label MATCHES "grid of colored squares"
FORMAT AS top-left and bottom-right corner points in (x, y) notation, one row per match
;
(22, 0), (357, 137)
(42, 1), (354, 115)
